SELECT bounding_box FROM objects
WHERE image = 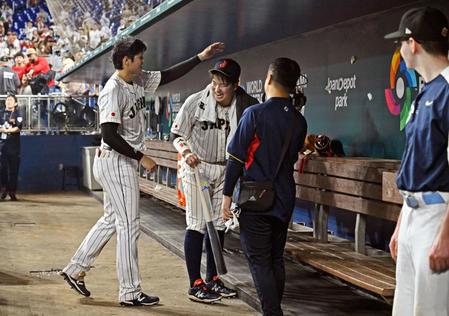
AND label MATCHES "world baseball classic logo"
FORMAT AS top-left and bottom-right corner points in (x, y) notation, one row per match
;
(384, 50), (419, 130)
